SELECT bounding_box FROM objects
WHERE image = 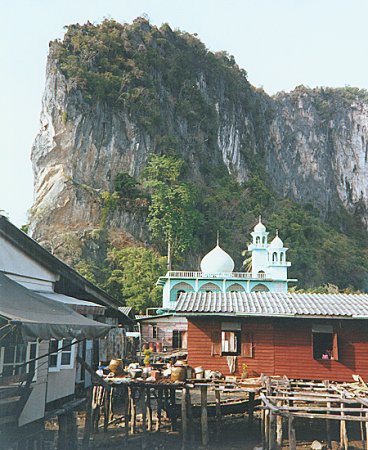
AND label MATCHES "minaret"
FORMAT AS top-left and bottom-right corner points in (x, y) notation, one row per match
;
(248, 217), (269, 277)
(267, 230), (291, 280)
